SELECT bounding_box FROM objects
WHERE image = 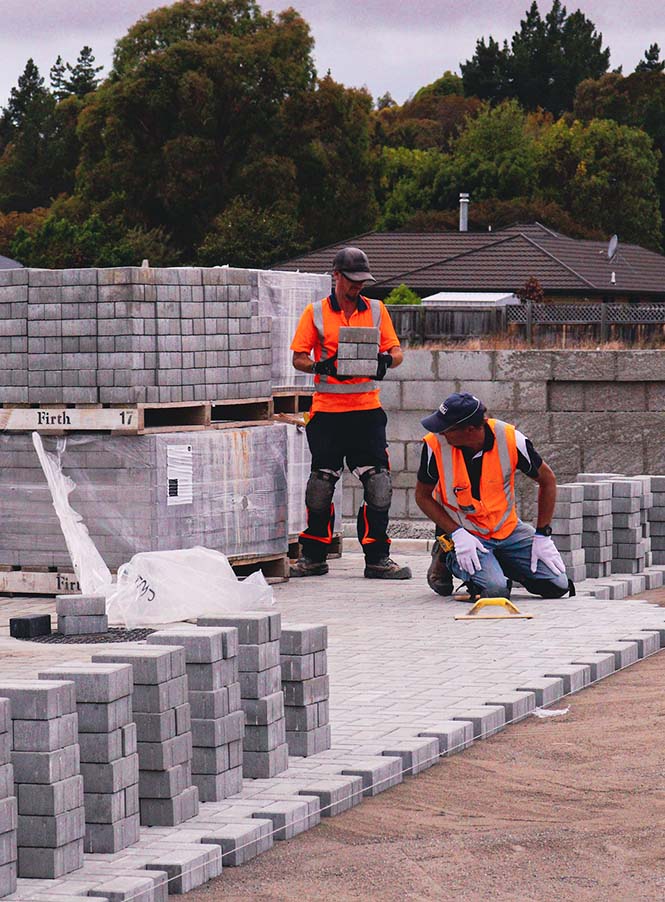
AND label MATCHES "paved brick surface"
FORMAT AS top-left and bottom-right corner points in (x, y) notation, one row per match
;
(1, 551), (665, 899)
